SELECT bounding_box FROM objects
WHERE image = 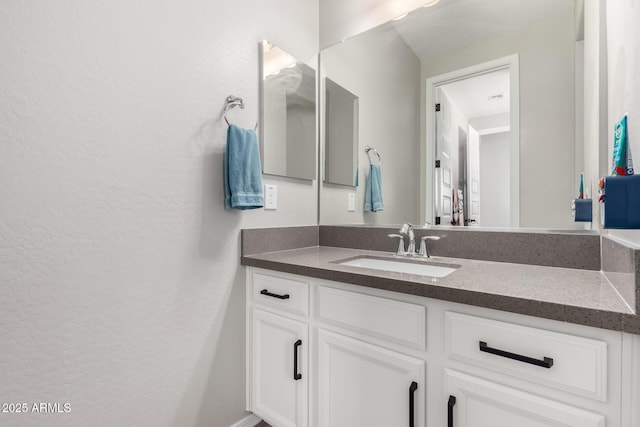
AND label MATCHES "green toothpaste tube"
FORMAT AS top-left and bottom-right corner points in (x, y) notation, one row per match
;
(611, 115), (633, 176)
